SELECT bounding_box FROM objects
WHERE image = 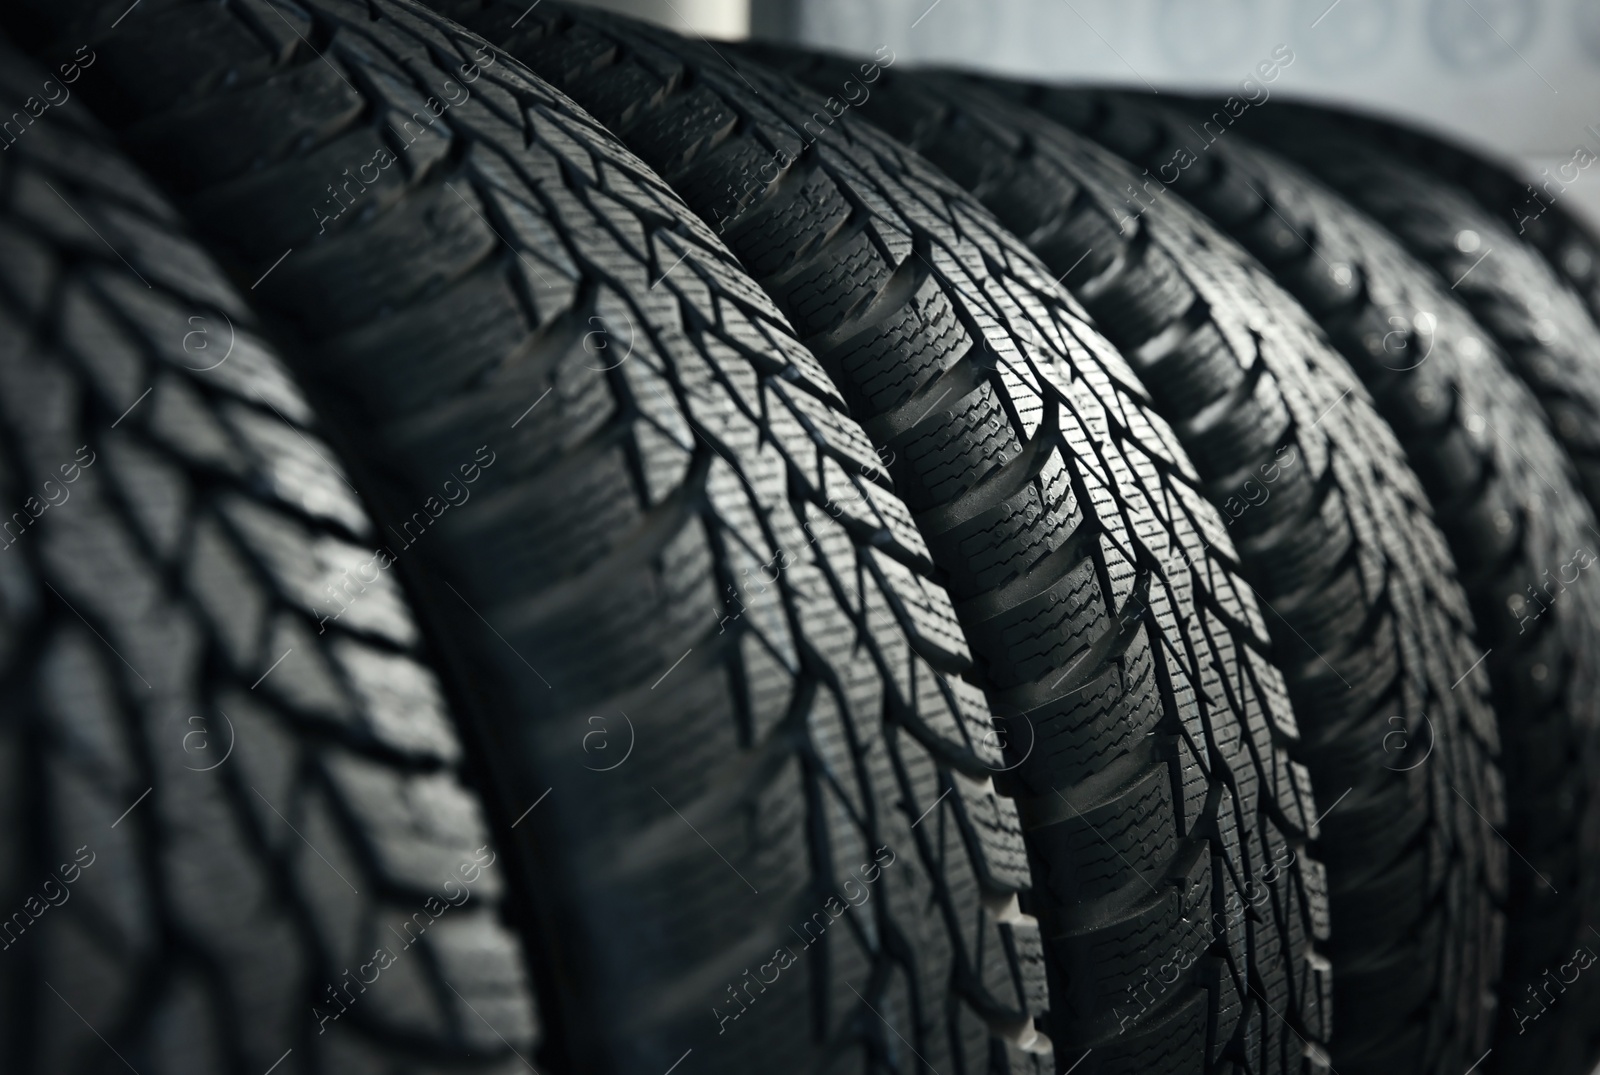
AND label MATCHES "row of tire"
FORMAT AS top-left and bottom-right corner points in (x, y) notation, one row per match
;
(0, 2), (1595, 1074)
